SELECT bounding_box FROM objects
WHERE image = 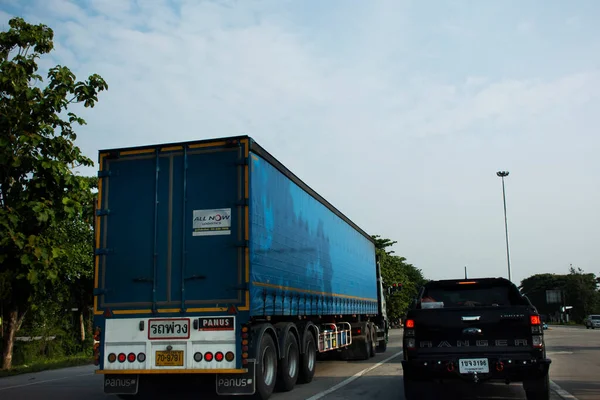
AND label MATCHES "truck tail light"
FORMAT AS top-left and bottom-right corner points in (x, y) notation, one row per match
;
(532, 335), (543, 348)
(406, 338), (416, 349)
(118, 353), (126, 363)
(127, 353), (136, 362)
(226, 351), (235, 362)
(137, 352), (146, 362)
(405, 319), (415, 328)
(215, 352), (224, 362)
(93, 327), (101, 365)
(205, 352), (214, 362)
